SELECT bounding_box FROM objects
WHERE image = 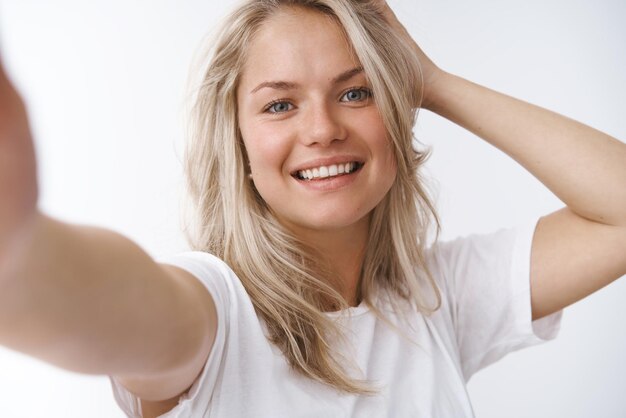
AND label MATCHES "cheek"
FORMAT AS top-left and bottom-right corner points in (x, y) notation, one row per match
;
(241, 122), (290, 173)
(249, 143), (288, 180)
(241, 126), (295, 211)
